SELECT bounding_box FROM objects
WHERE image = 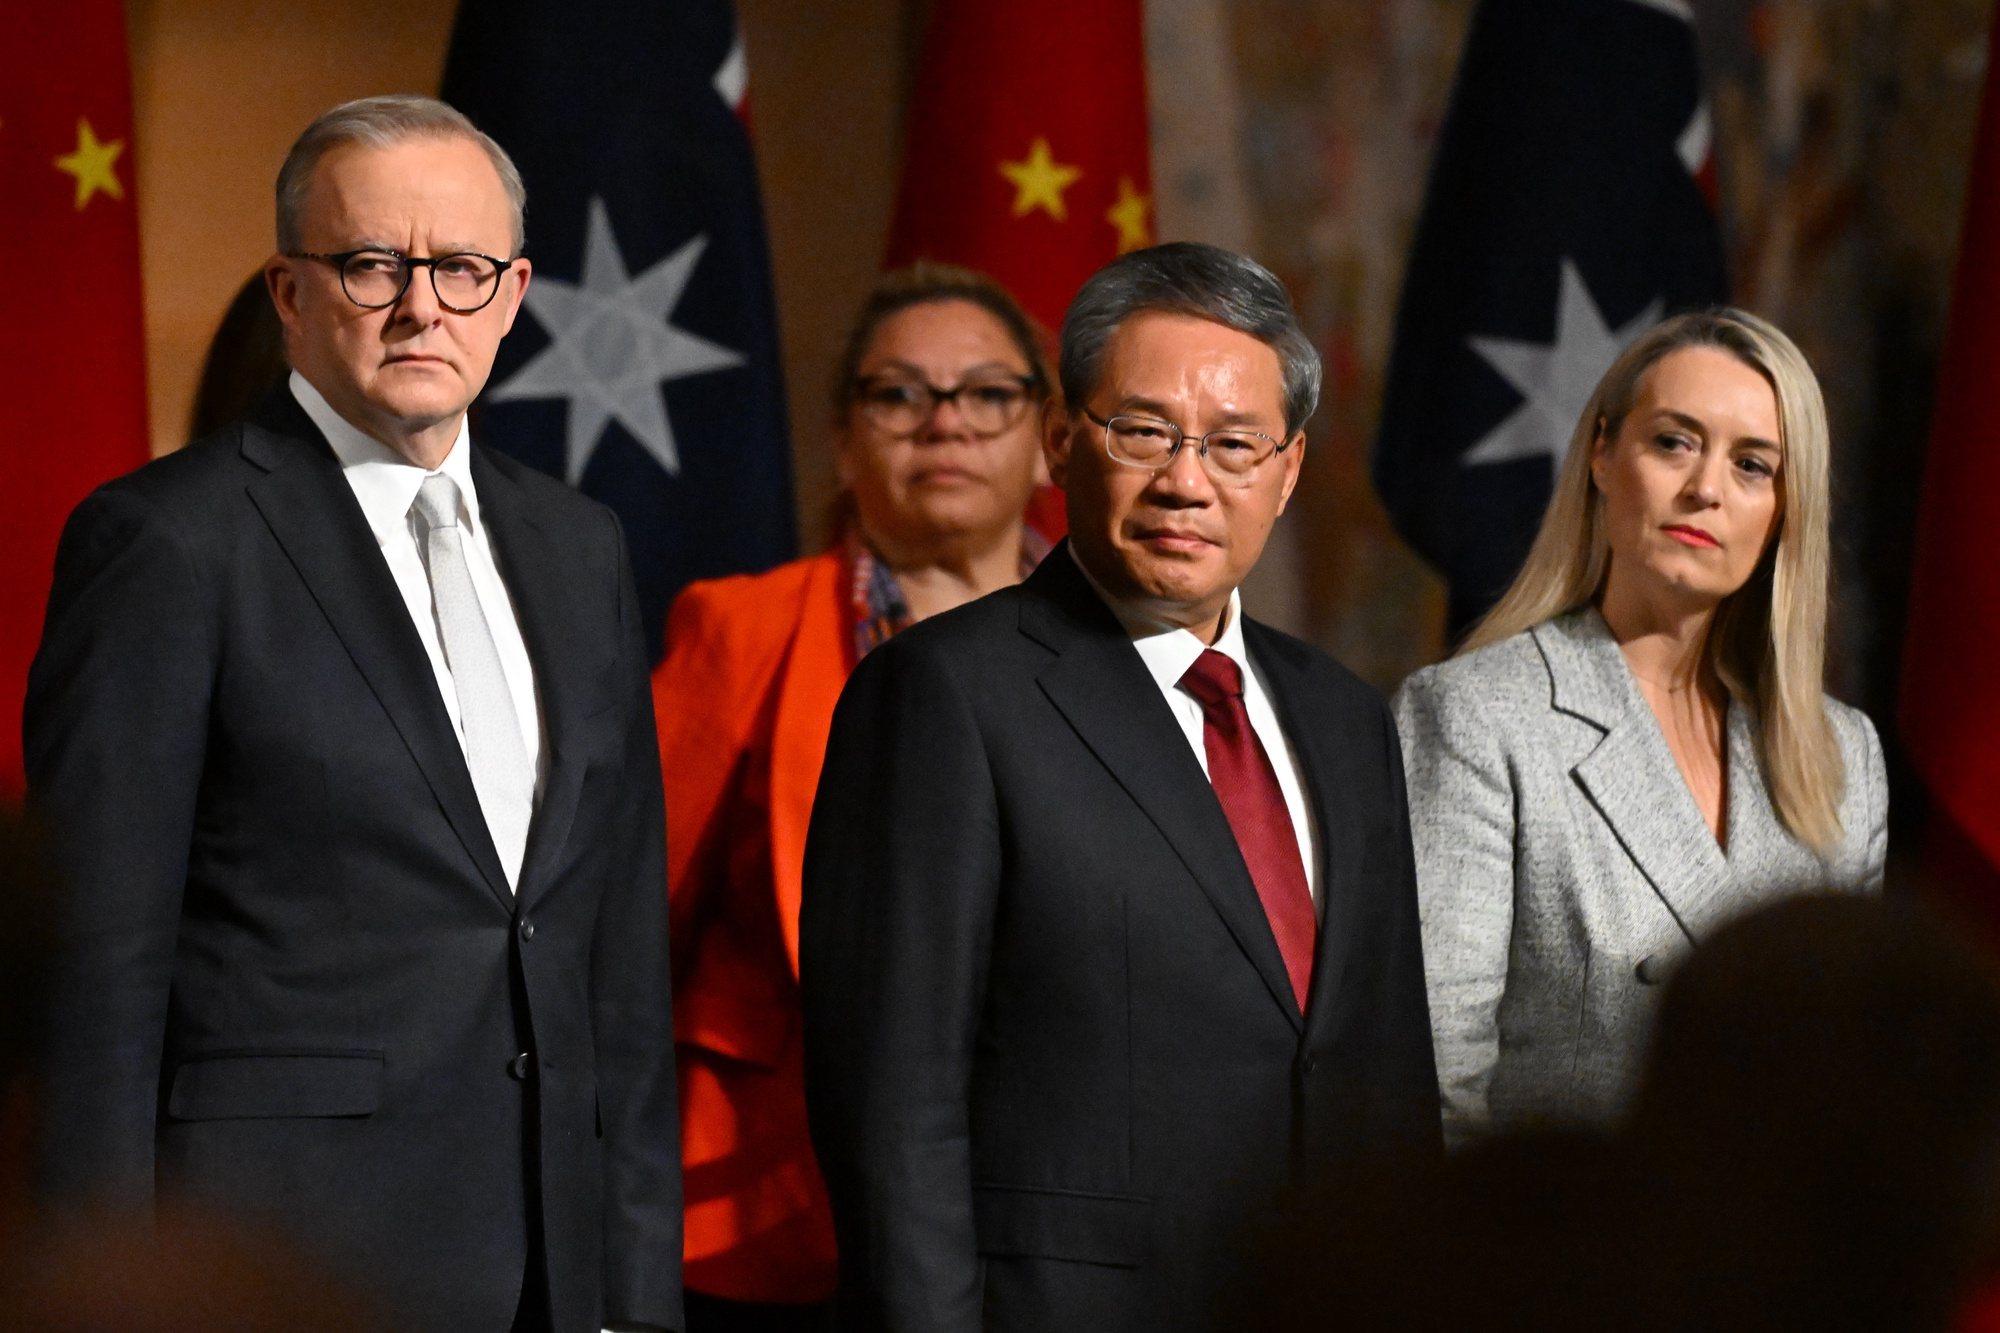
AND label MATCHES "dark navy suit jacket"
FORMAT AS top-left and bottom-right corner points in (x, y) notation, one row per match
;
(800, 547), (1440, 1332)
(24, 388), (682, 1332)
